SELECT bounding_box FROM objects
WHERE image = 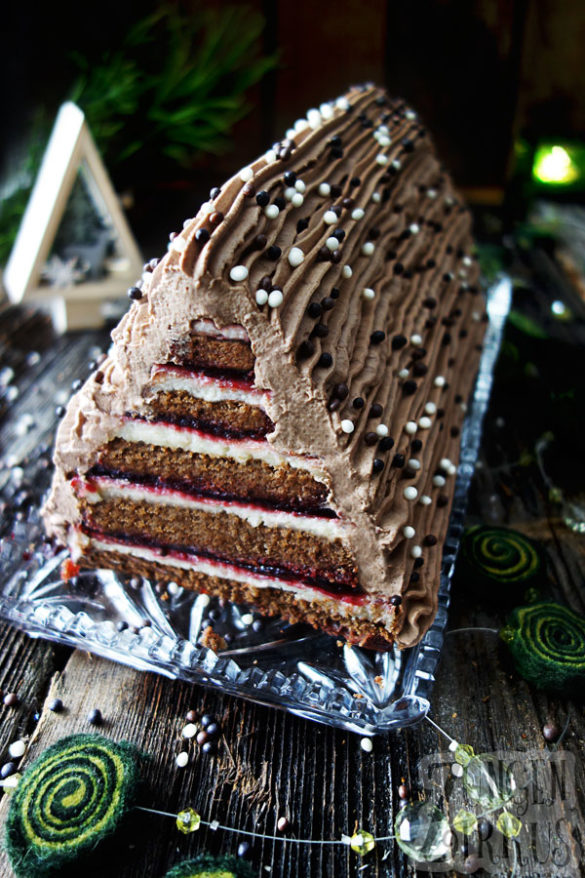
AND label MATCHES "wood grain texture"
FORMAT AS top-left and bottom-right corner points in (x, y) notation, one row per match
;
(0, 281), (583, 878)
